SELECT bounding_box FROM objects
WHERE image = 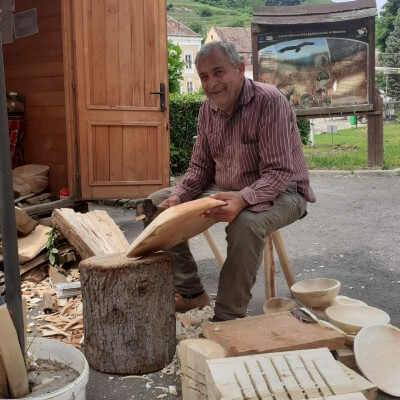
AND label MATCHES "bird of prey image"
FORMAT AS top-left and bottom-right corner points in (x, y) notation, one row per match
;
(279, 41), (315, 53)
